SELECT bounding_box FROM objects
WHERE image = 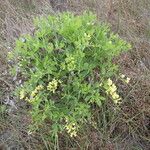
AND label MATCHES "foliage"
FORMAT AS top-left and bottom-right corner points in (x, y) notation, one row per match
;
(10, 12), (131, 139)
